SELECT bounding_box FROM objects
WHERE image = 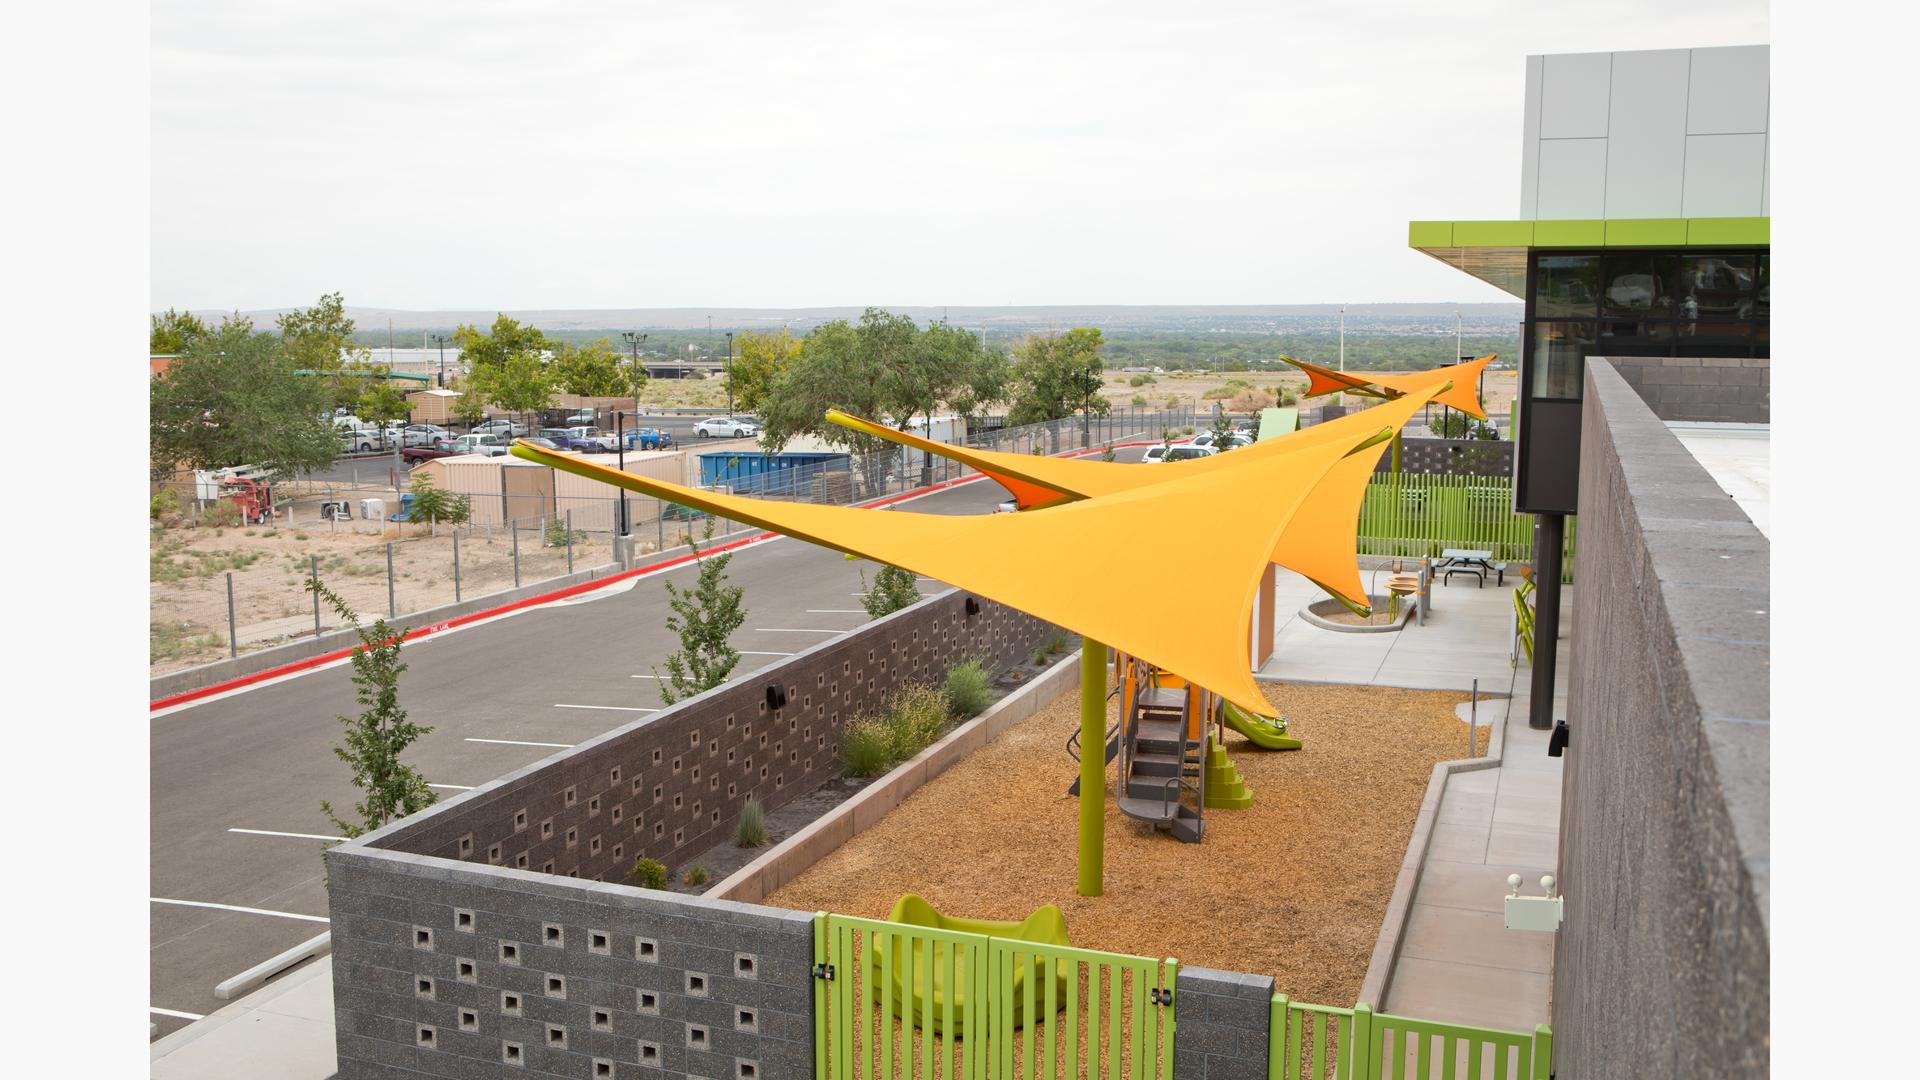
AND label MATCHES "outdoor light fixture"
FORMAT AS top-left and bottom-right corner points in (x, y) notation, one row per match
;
(1548, 720), (1569, 757)
(1504, 874), (1564, 932)
(964, 597), (981, 618)
(765, 684), (787, 711)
